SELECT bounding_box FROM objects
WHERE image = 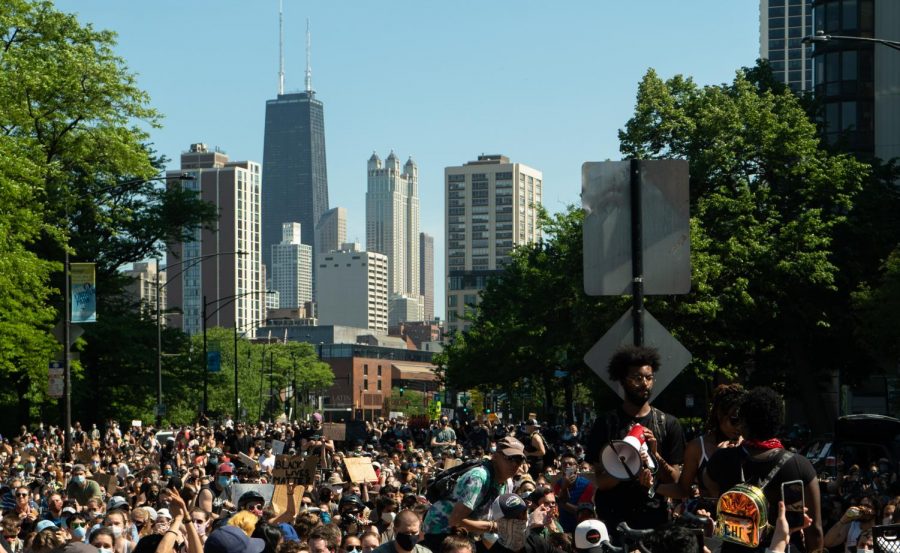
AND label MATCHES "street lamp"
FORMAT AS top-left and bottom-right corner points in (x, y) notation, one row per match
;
(202, 290), (275, 415)
(802, 30), (900, 51)
(155, 250), (246, 427)
(60, 172), (193, 460)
